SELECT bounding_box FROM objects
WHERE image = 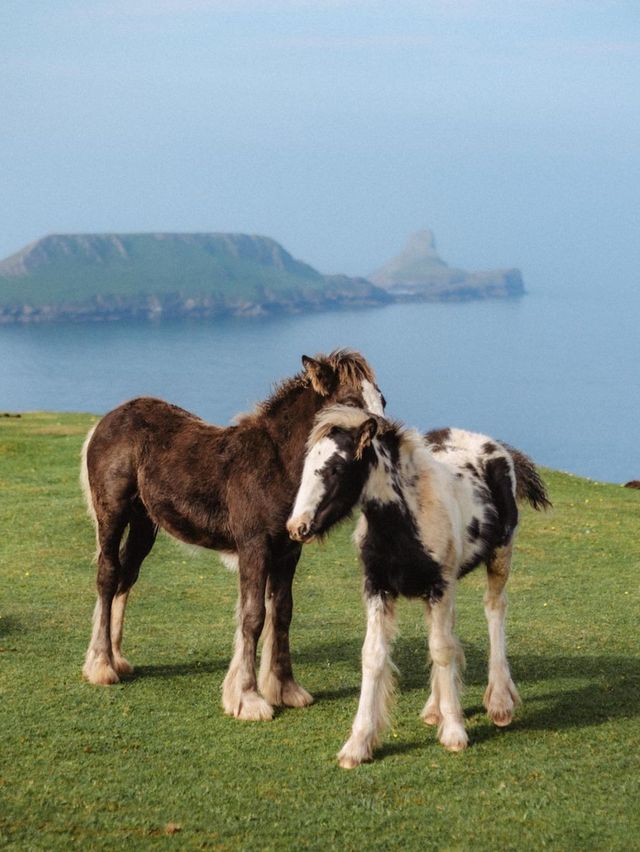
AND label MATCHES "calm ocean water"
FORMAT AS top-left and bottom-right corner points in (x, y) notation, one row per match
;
(1, 288), (638, 483)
